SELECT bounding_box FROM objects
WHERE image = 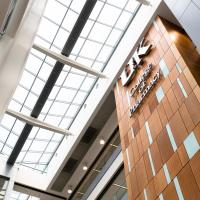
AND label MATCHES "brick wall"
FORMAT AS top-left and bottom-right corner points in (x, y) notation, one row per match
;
(114, 17), (200, 200)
